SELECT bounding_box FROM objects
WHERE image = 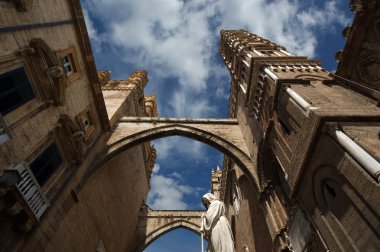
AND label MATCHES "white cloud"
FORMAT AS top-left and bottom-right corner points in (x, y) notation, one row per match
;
(147, 163), (203, 210)
(217, 0), (350, 57)
(152, 163), (160, 174)
(297, 2), (350, 29)
(83, 9), (96, 39)
(84, 0), (350, 118)
(83, 8), (104, 53)
(169, 172), (183, 181)
(147, 174), (188, 210)
(168, 90), (217, 118)
(107, 0), (216, 92)
(154, 137), (205, 161)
